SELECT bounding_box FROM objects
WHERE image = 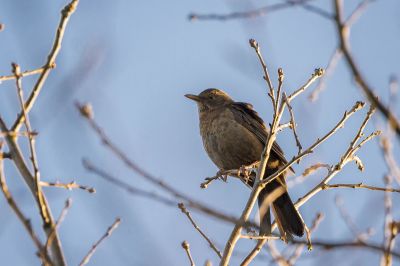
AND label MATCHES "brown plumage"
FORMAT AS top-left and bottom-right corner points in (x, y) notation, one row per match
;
(186, 88), (304, 239)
